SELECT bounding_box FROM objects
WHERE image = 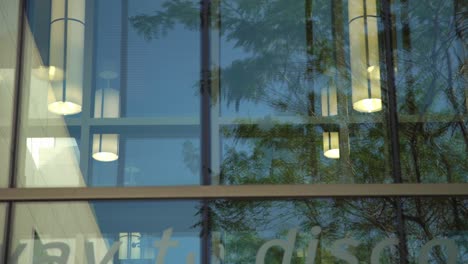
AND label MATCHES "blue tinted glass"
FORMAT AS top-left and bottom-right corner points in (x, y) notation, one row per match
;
(91, 135), (200, 186)
(19, 0), (201, 187)
(9, 198), (468, 263)
(17, 0), (467, 187)
(392, 0), (468, 183)
(125, 0), (200, 117)
(393, 0), (465, 115)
